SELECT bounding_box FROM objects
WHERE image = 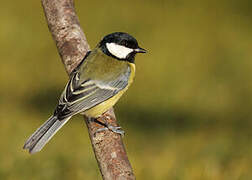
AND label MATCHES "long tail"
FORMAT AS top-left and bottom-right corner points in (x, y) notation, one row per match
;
(23, 116), (70, 154)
